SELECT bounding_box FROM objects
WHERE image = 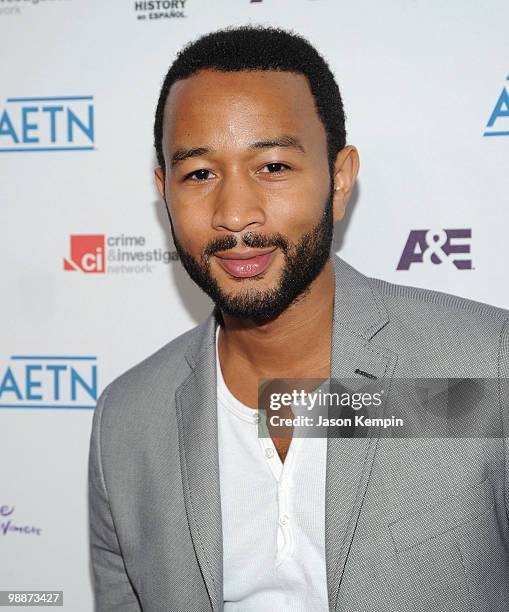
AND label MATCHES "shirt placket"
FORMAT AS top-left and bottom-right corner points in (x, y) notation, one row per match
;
(257, 430), (299, 564)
